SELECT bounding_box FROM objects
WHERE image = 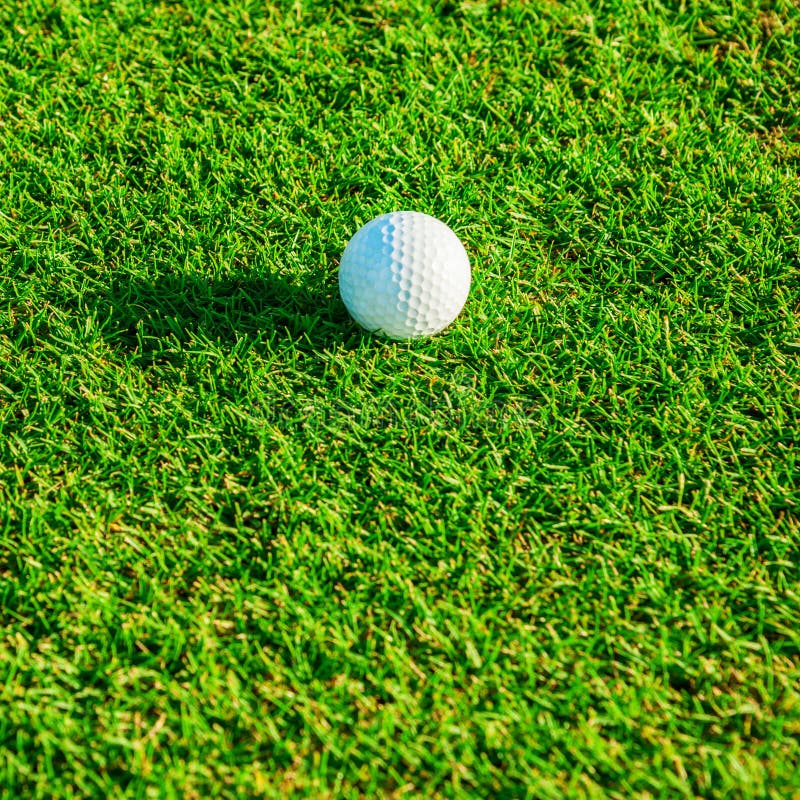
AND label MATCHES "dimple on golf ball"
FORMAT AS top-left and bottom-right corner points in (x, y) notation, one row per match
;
(338, 211), (471, 340)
